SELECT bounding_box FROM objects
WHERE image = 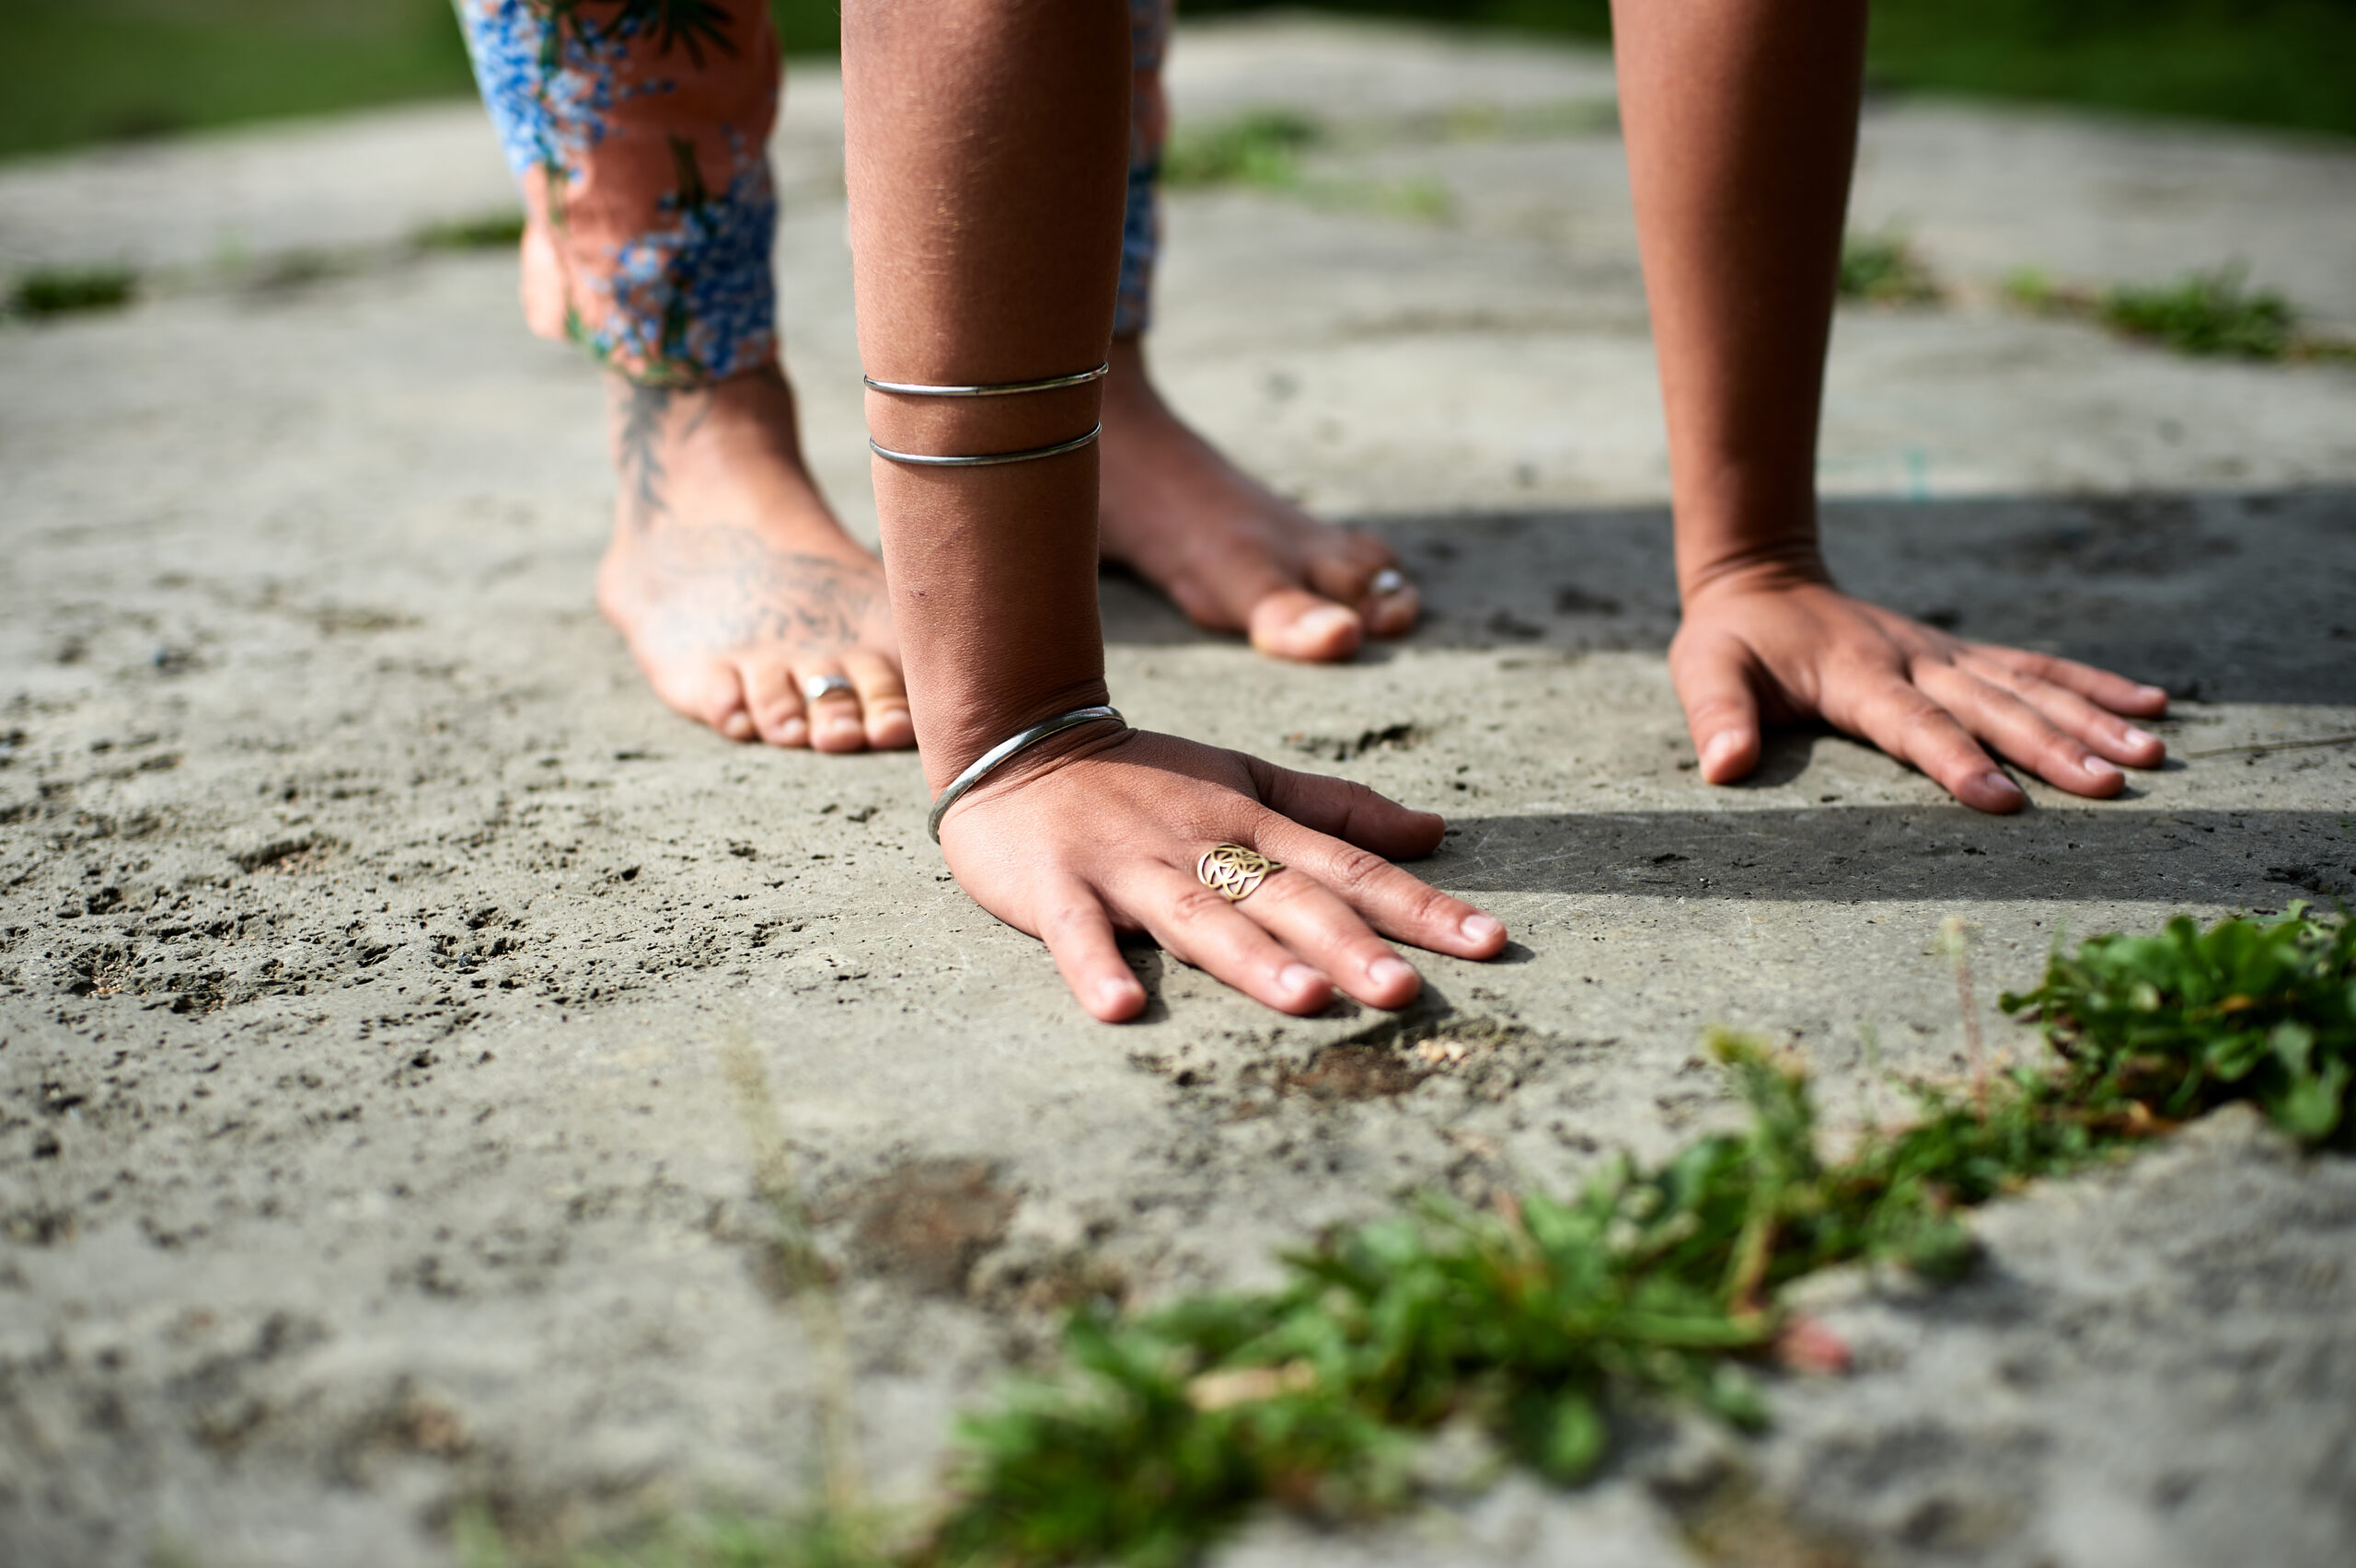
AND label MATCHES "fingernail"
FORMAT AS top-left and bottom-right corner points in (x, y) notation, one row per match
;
(1461, 913), (1504, 945)
(1278, 963), (1325, 997)
(1368, 956), (1416, 991)
(1700, 732), (1742, 774)
(1981, 770), (2023, 799)
(2123, 727), (2158, 751)
(2083, 756), (2120, 779)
